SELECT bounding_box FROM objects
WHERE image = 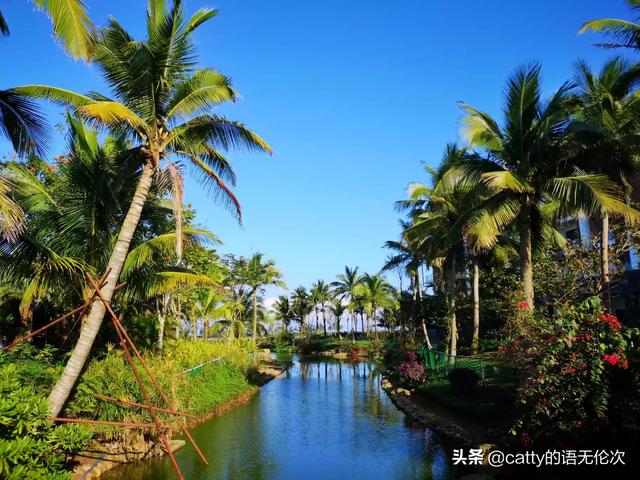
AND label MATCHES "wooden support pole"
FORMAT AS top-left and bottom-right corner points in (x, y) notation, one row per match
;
(85, 274), (185, 480)
(86, 274), (208, 466)
(95, 394), (200, 420)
